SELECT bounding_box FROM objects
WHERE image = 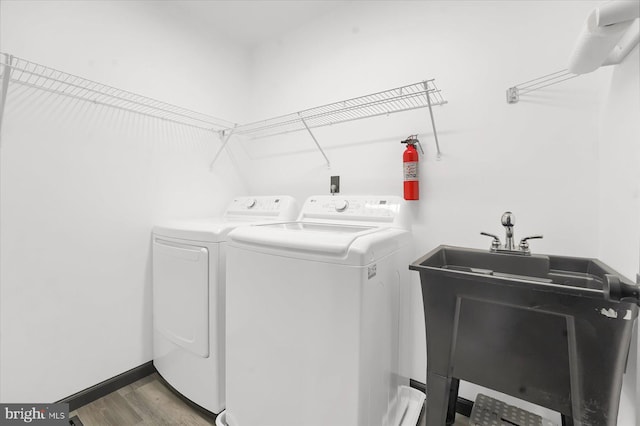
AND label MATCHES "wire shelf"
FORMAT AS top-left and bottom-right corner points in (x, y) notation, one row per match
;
(233, 79), (447, 139)
(0, 52), (447, 168)
(0, 52), (235, 132)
